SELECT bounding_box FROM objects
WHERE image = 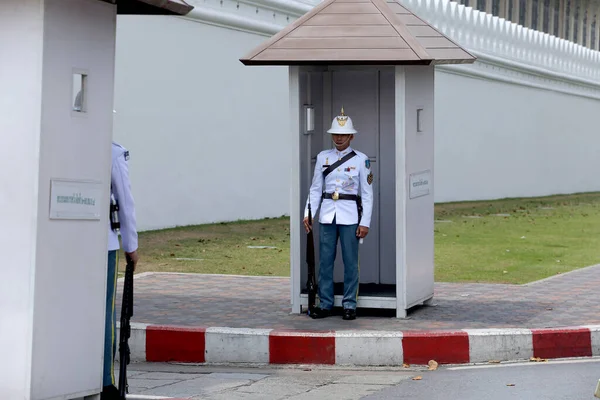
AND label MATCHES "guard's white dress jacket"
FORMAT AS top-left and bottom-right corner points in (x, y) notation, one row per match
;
(108, 142), (138, 253)
(305, 147), (373, 227)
